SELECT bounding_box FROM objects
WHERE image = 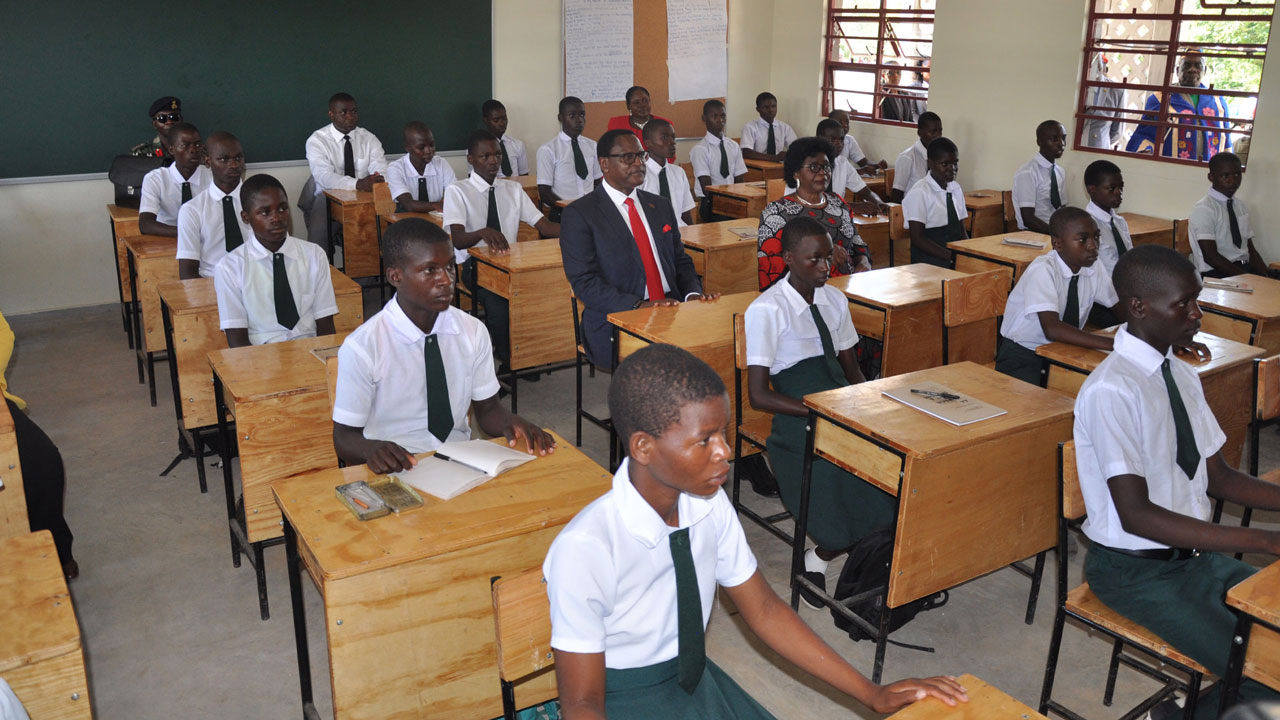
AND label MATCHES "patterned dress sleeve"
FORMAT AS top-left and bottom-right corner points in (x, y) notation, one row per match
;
(828, 194), (869, 270)
(758, 201), (791, 290)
